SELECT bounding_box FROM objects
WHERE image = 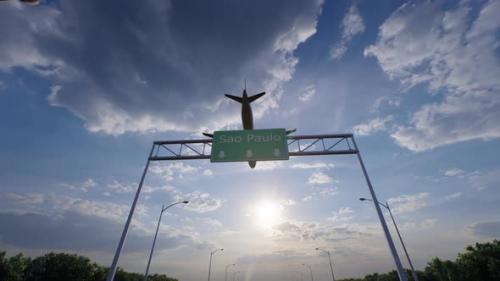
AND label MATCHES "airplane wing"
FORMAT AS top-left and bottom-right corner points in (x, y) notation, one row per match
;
(248, 92), (265, 103)
(225, 94), (243, 103)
